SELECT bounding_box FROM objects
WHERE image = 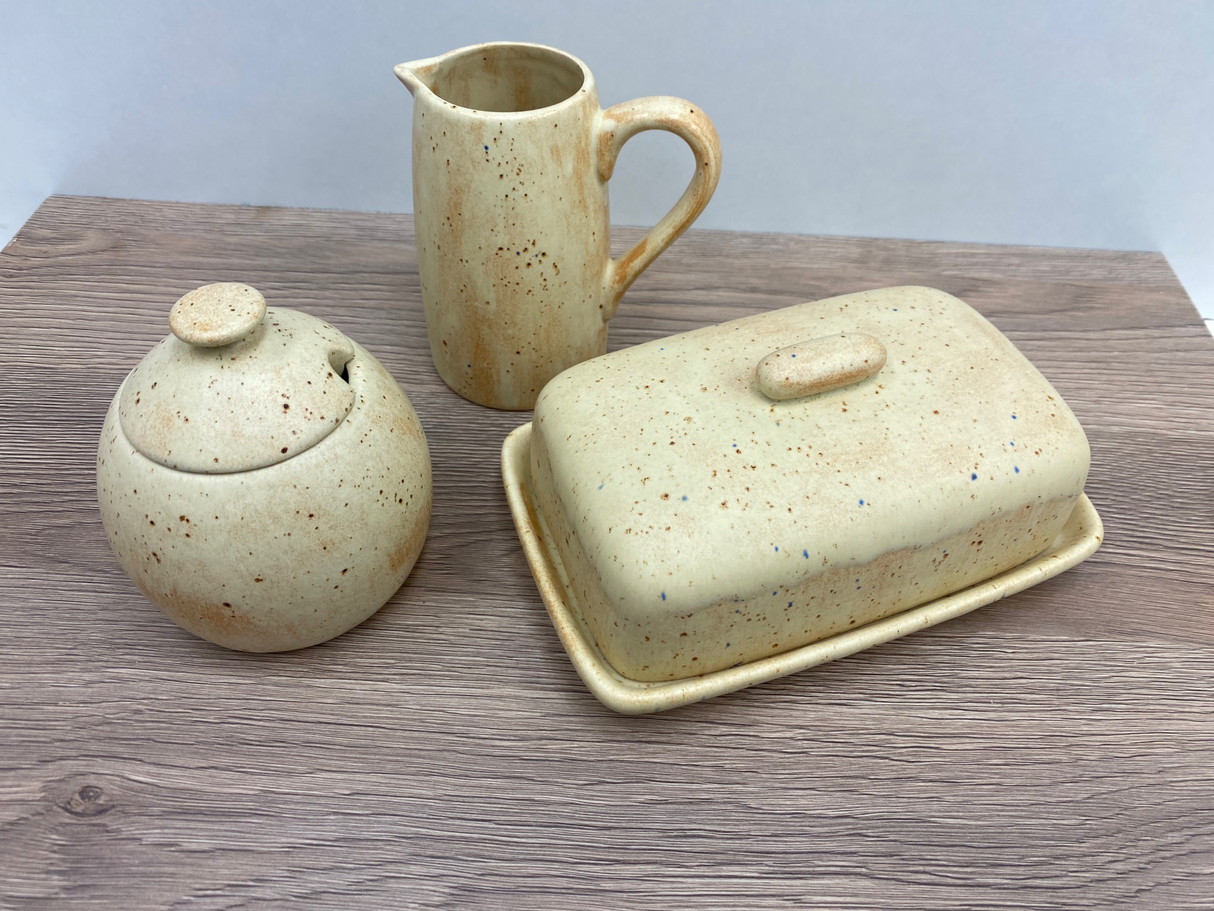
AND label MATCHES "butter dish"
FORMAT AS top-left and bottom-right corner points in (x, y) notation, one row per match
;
(502, 286), (1102, 712)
